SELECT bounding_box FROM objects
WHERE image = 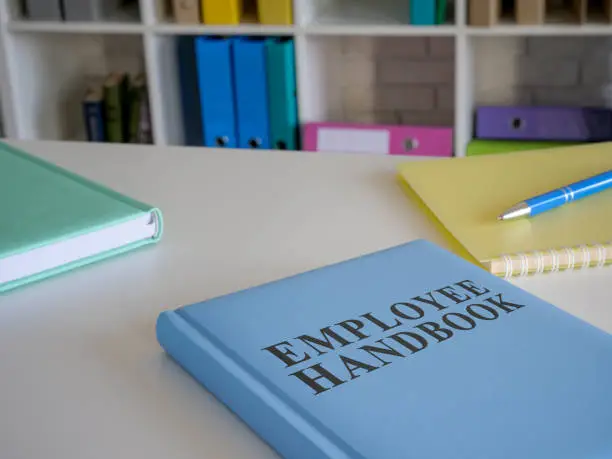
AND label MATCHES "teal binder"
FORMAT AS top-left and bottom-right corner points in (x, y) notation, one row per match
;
(266, 37), (299, 150)
(0, 142), (163, 293)
(410, 0), (436, 25)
